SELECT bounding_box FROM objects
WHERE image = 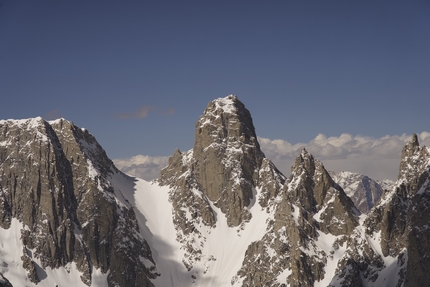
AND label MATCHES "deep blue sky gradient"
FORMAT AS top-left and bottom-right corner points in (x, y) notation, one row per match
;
(1, 0), (429, 158)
